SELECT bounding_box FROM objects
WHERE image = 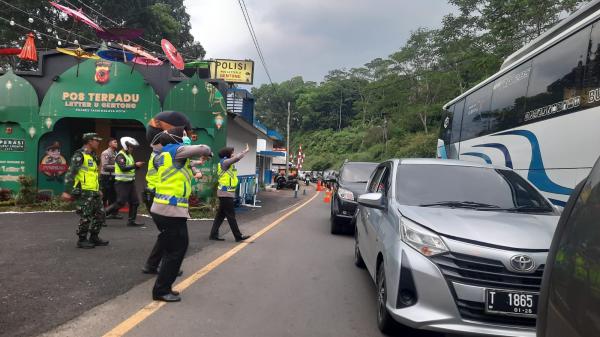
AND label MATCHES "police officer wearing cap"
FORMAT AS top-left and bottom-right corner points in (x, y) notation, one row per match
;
(148, 126), (211, 302)
(62, 133), (109, 248)
(104, 137), (145, 226)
